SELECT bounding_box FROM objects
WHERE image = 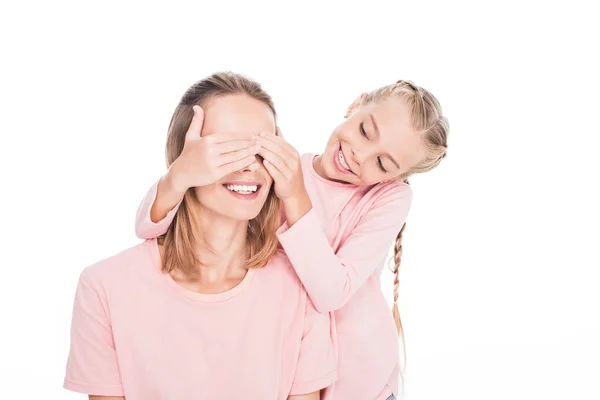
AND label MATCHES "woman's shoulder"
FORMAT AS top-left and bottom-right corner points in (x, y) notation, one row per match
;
(256, 250), (305, 292)
(79, 241), (150, 288)
(262, 250), (296, 276)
